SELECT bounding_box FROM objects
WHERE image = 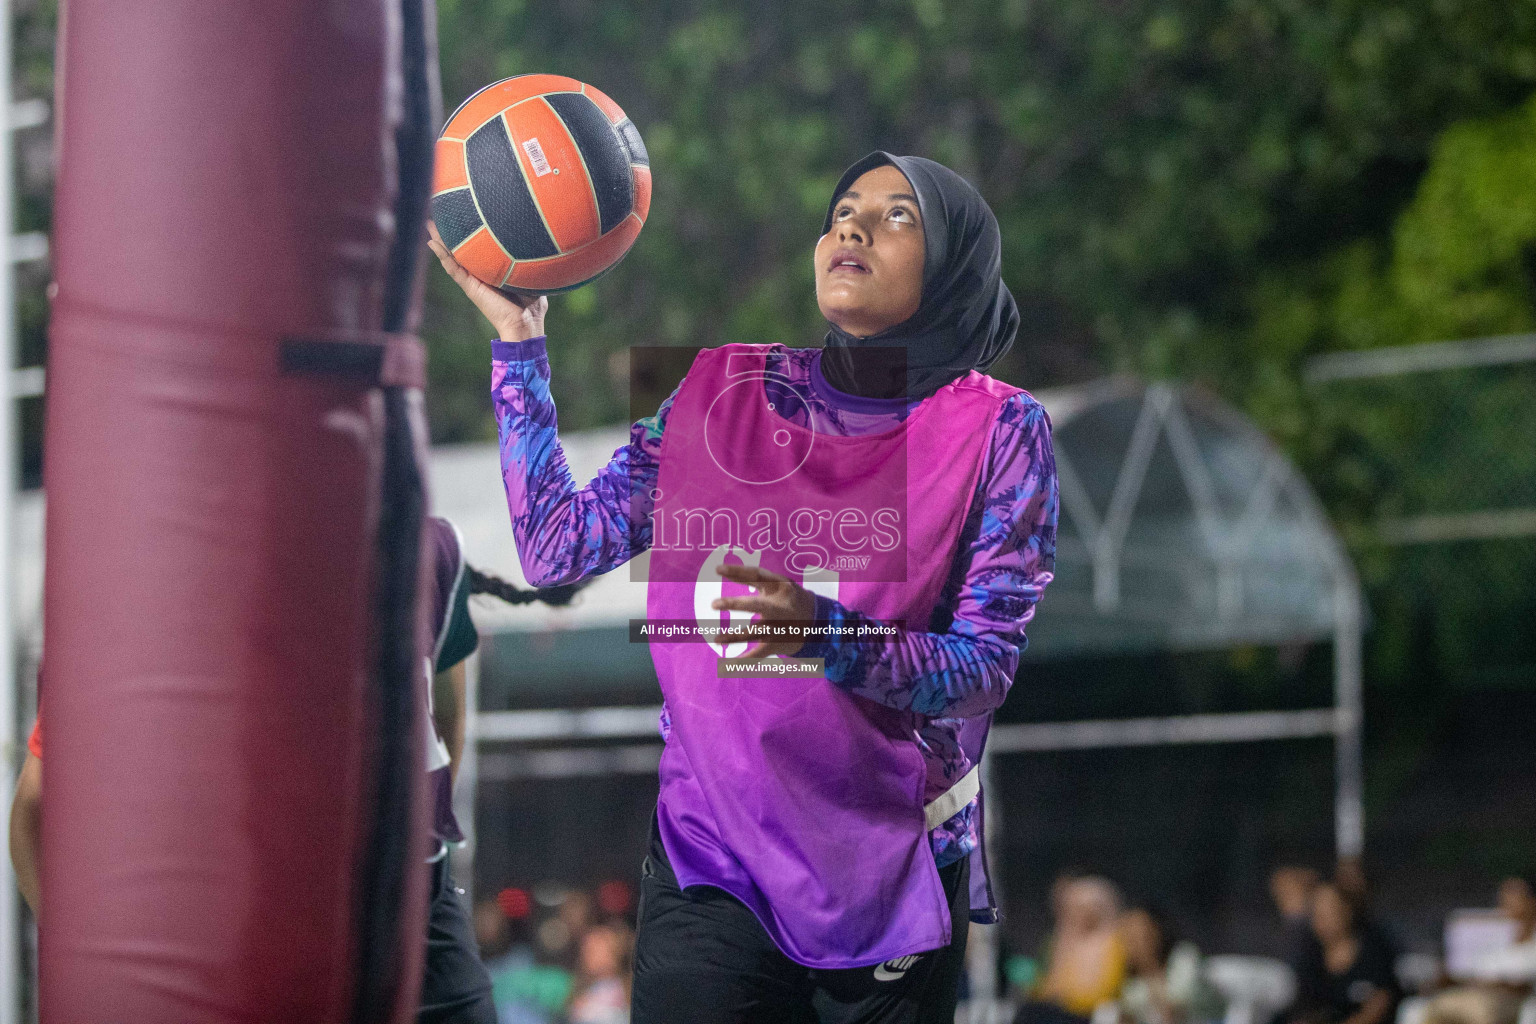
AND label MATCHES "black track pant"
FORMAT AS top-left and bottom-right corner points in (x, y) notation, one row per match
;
(418, 856), (498, 1024)
(631, 819), (970, 1024)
